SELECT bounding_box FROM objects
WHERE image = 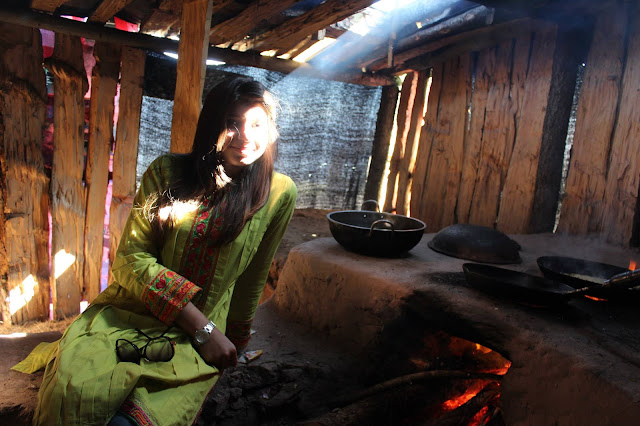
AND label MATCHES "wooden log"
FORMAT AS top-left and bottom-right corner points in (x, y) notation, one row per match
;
(384, 72), (419, 213)
(496, 25), (557, 233)
(30, 0), (66, 13)
(413, 55), (472, 231)
(600, 6), (640, 245)
(0, 7), (394, 87)
(110, 47), (145, 268)
(363, 83), (399, 204)
(46, 33), (88, 319)
(530, 26), (588, 233)
(89, 0), (136, 24)
(140, 0), (182, 37)
(396, 70), (428, 216)
(209, 0), (299, 46)
(411, 63), (442, 223)
(253, 0), (375, 55)
(170, 0), (213, 154)
(84, 42), (121, 302)
(557, 5), (627, 235)
(0, 23), (49, 325)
